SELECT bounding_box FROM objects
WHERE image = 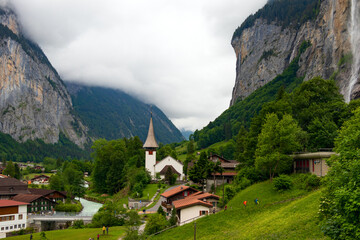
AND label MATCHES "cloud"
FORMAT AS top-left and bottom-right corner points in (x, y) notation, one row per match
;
(7, 0), (266, 131)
